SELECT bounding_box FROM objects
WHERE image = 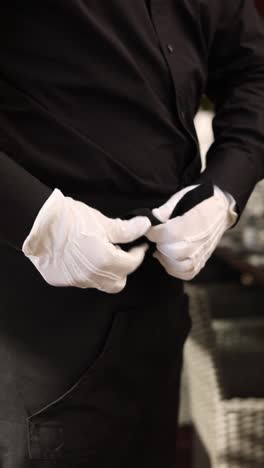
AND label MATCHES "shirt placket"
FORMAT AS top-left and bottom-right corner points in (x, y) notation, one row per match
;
(149, 0), (201, 186)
